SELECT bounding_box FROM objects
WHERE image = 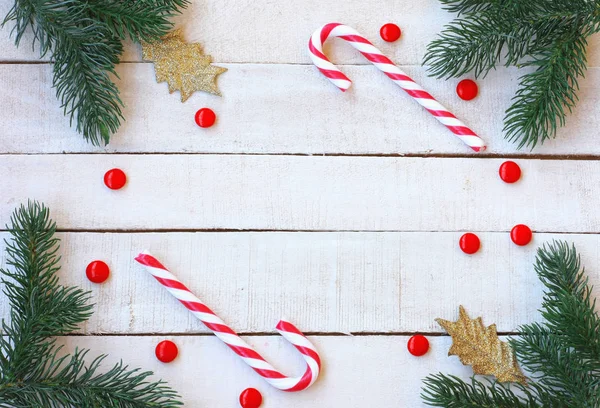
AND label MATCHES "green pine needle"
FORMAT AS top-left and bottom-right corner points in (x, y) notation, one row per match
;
(2, 0), (188, 146)
(0, 202), (183, 407)
(421, 241), (600, 407)
(424, 0), (600, 149)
